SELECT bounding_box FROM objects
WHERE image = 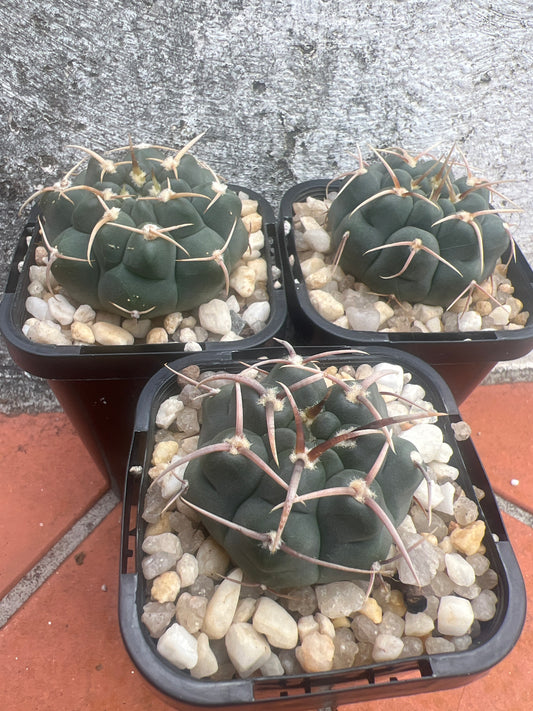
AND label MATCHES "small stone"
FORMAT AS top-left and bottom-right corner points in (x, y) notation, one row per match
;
(489, 304), (511, 326)
(197, 299), (232, 335)
(466, 553), (491, 576)
(92, 321), (135, 346)
(286, 586), (318, 616)
(404, 611), (435, 637)
(437, 596), (474, 636)
(300, 255), (326, 278)
(374, 300), (395, 326)
(345, 305), (381, 331)
(177, 552), (199, 588)
(241, 212), (263, 232)
(401, 423), (443, 463)
(332, 628), (358, 670)
(47, 293), (76, 325)
(400, 636), (424, 658)
(315, 581), (366, 618)
(141, 601), (176, 638)
(142, 533), (182, 558)
(25, 295), (50, 320)
(453, 496), (479, 526)
(300, 216), (331, 252)
(378, 610), (404, 637)
(445, 553), (476, 587)
(241, 300), (270, 331)
(471, 589), (498, 621)
(155, 396), (184, 429)
(359, 597), (383, 624)
(146, 327), (169, 344)
(71, 321), (96, 344)
(457, 310), (482, 331)
(234, 598), (257, 623)
(25, 320), (72, 345)
(260, 652), (285, 677)
(196, 538), (230, 578)
(190, 632), (219, 679)
(157, 623), (198, 669)
(309, 290), (344, 322)
(295, 631), (335, 672)
(202, 568), (243, 640)
(73, 304), (96, 322)
(253, 597), (299, 649)
(142, 552), (179, 580)
(121, 318), (152, 339)
(176, 592), (208, 633)
(151, 440), (179, 465)
(174, 406), (200, 435)
(450, 520), (486, 556)
(163, 312), (183, 334)
(351, 614), (380, 643)
(425, 637), (456, 654)
(305, 265), (337, 290)
(372, 633), (404, 662)
(225, 622), (272, 678)
(151, 570), (181, 603)
(229, 264), (257, 298)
